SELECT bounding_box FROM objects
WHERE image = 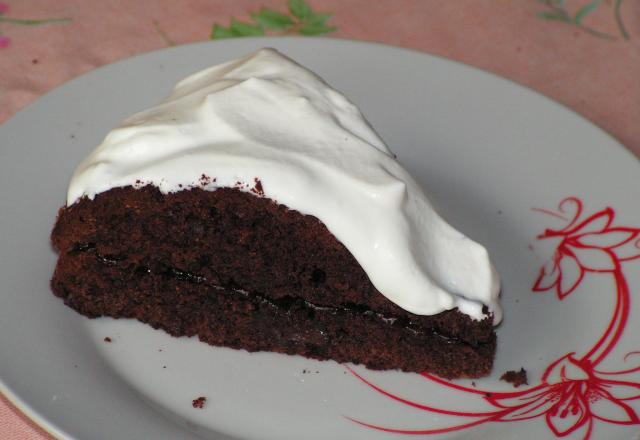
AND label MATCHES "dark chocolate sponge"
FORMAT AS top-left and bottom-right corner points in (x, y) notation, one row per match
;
(50, 185), (496, 378)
